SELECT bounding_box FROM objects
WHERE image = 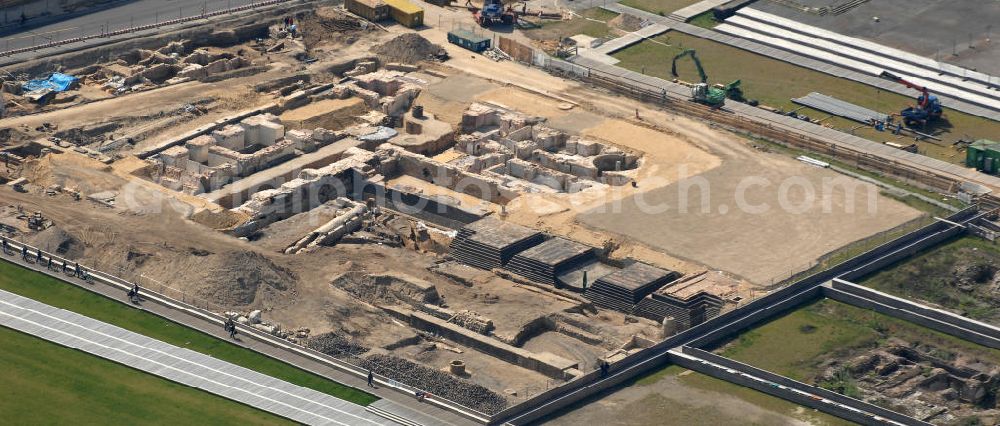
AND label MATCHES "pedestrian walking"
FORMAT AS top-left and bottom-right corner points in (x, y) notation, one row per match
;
(132, 283), (141, 301)
(367, 370), (375, 388)
(35, 249), (43, 263)
(599, 360), (609, 378)
(227, 319), (238, 339)
(21, 245), (28, 260)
